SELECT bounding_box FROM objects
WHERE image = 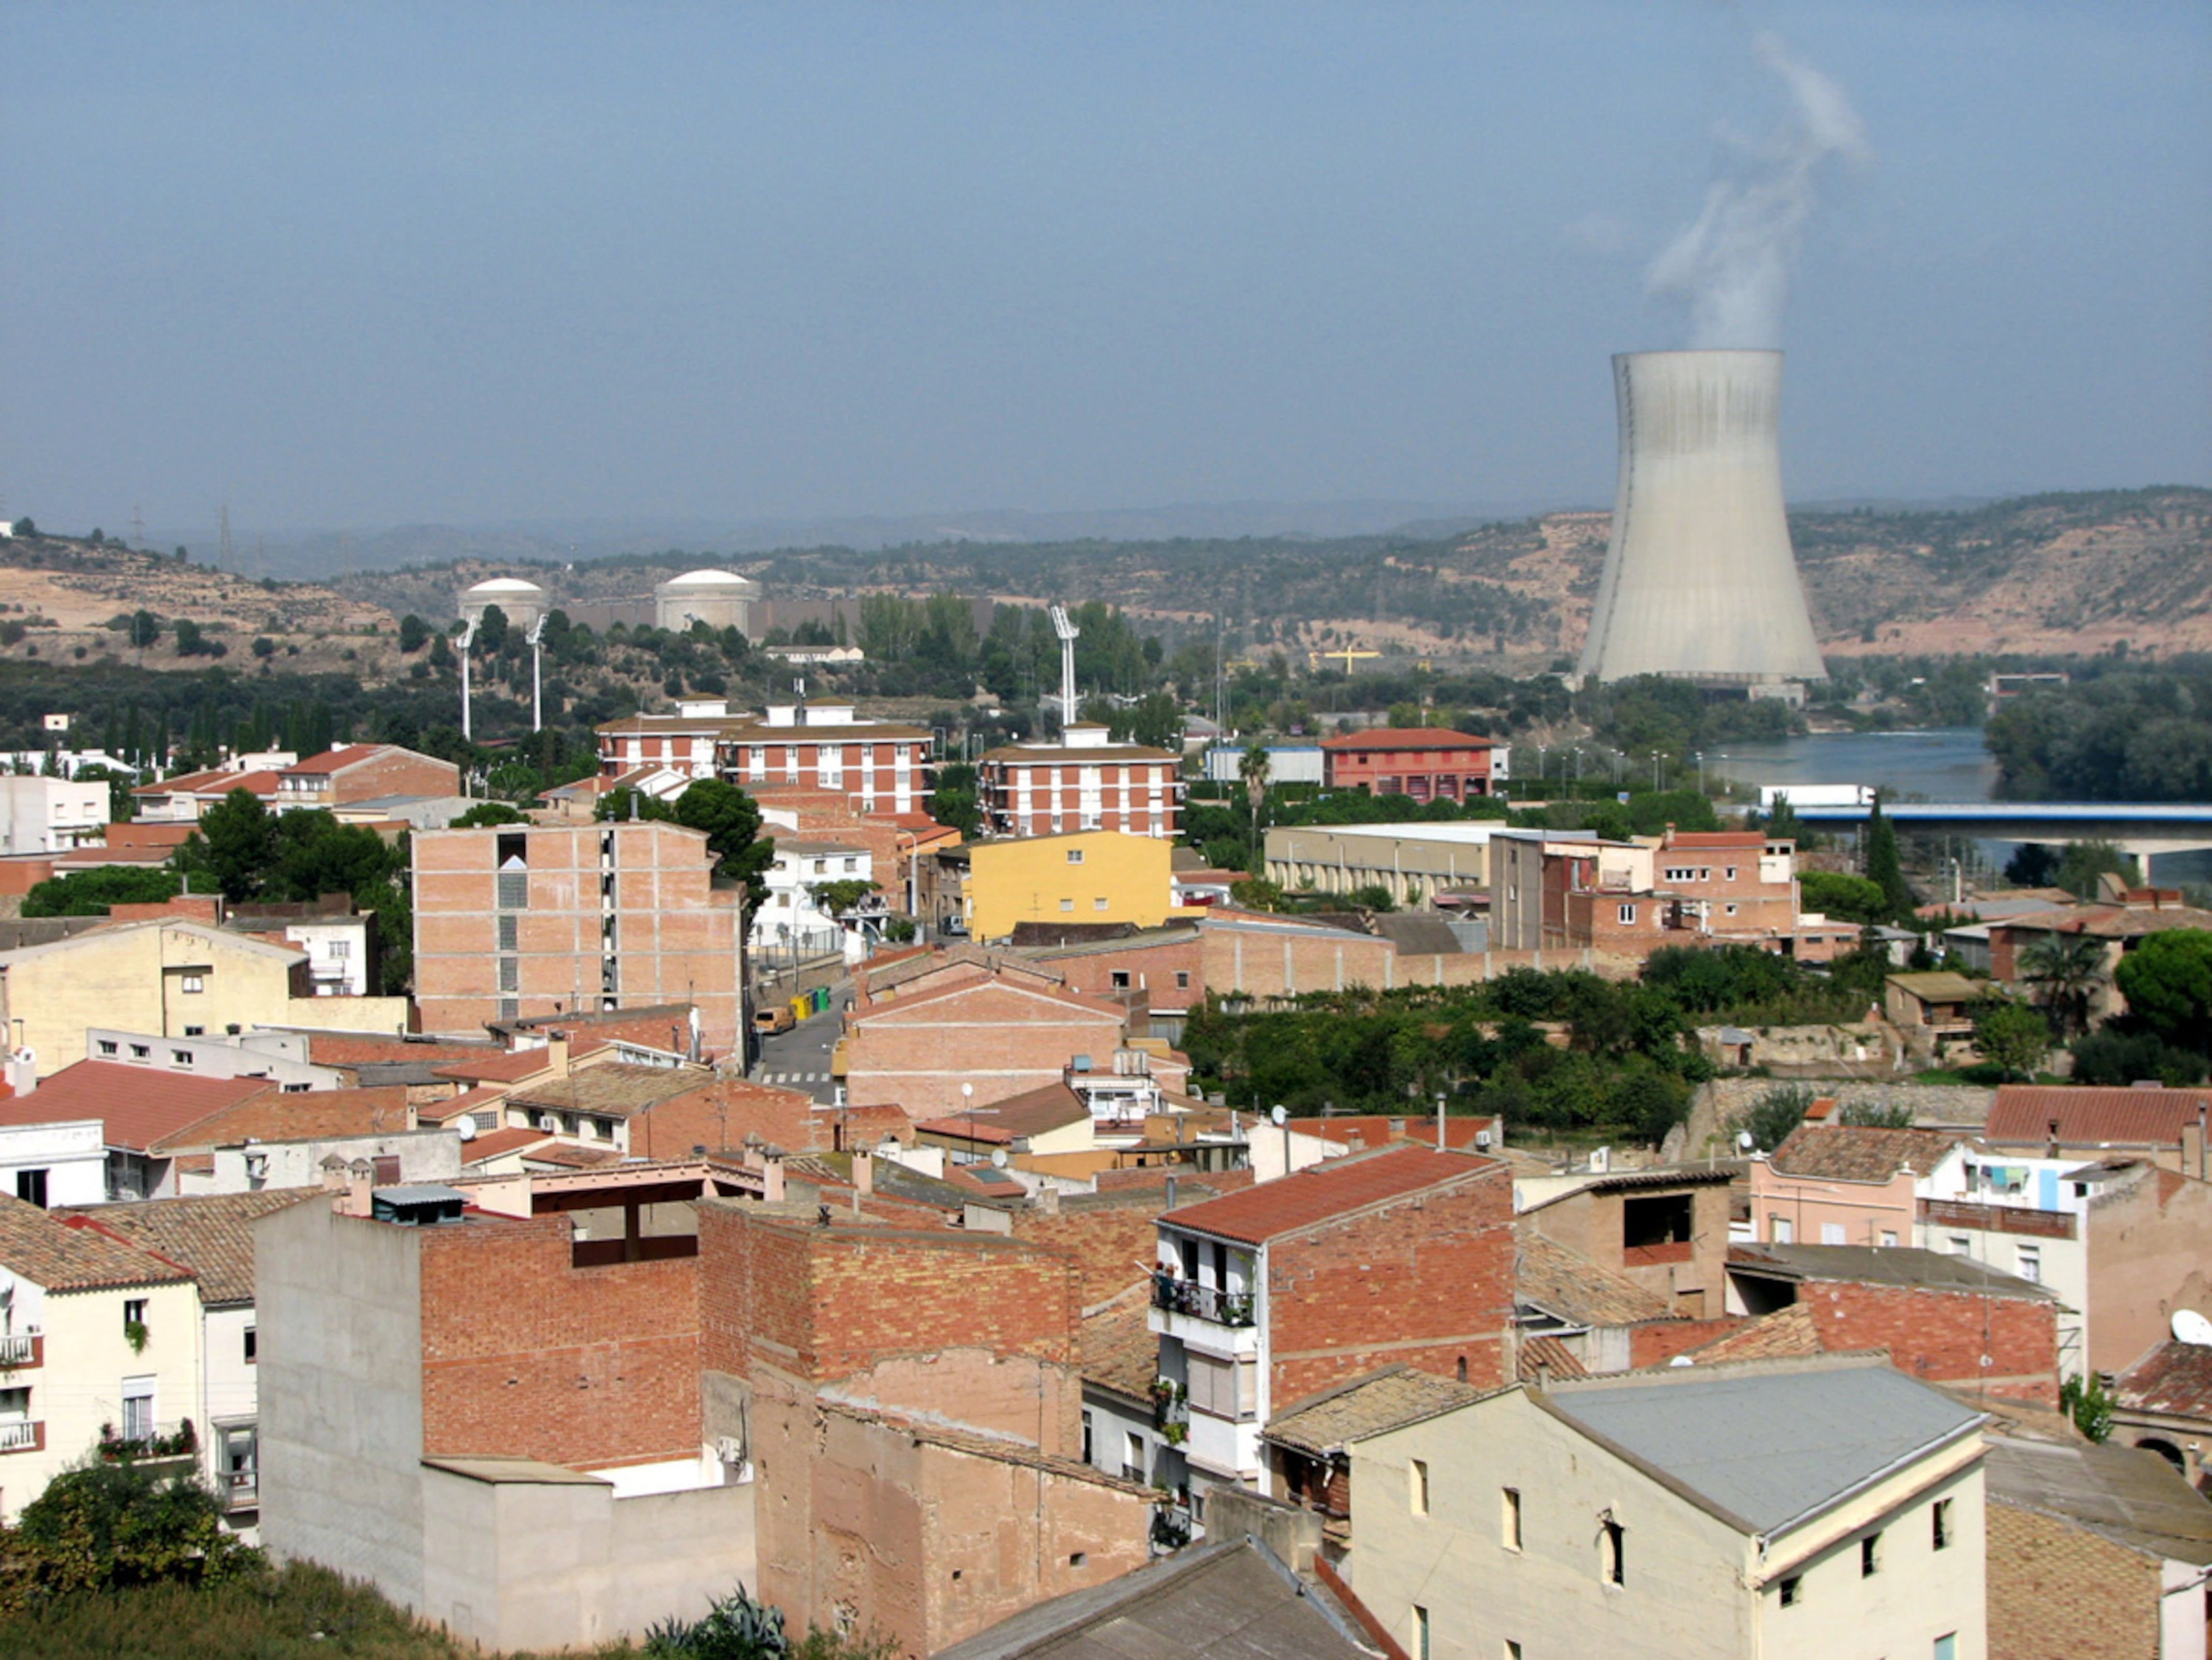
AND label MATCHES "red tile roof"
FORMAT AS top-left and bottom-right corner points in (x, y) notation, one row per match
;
(429, 1042), (613, 1085)
(1319, 728), (1497, 752)
(1985, 1085), (2212, 1151)
(1769, 1125), (1962, 1183)
(281, 744), (382, 776)
(460, 1125), (556, 1162)
(0, 1063), (275, 1153)
(1664, 831), (1766, 848)
(303, 1034), (502, 1069)
(2115, 1339), (2212, 1418)
(150, 1086), (415, 1153)
(0, 1195), (195, 1293)
(1161, 1146), (1494, 1247)
(1290, 1115), (1501, 1154)
(419, 1085), (505, 1124)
